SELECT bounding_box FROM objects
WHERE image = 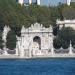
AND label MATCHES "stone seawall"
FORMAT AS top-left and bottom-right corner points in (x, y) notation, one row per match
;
(0, 54), (75, 59)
